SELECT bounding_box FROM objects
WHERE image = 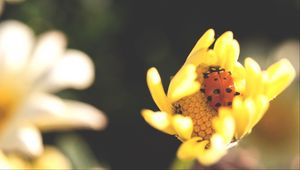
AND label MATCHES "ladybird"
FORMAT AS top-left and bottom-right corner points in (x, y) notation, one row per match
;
(200, 66), (240, 110)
